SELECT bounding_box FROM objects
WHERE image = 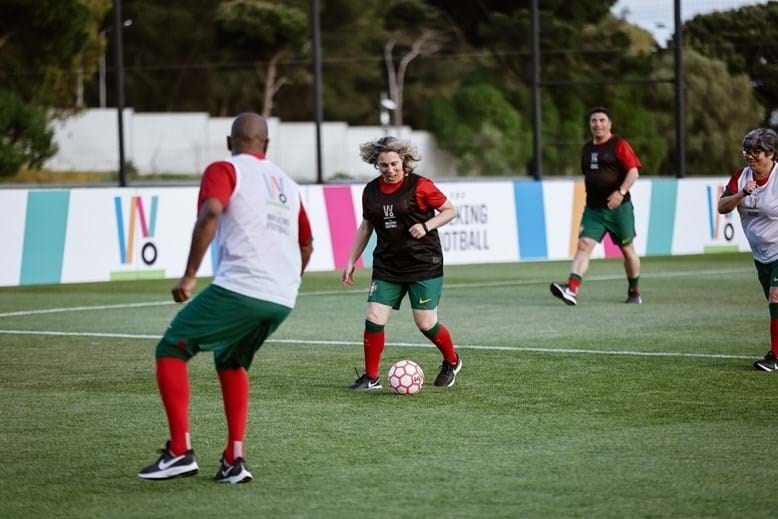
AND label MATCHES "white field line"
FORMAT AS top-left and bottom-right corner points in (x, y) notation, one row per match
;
(0, 329), (753, 360)
(0, 267), (754, 319)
